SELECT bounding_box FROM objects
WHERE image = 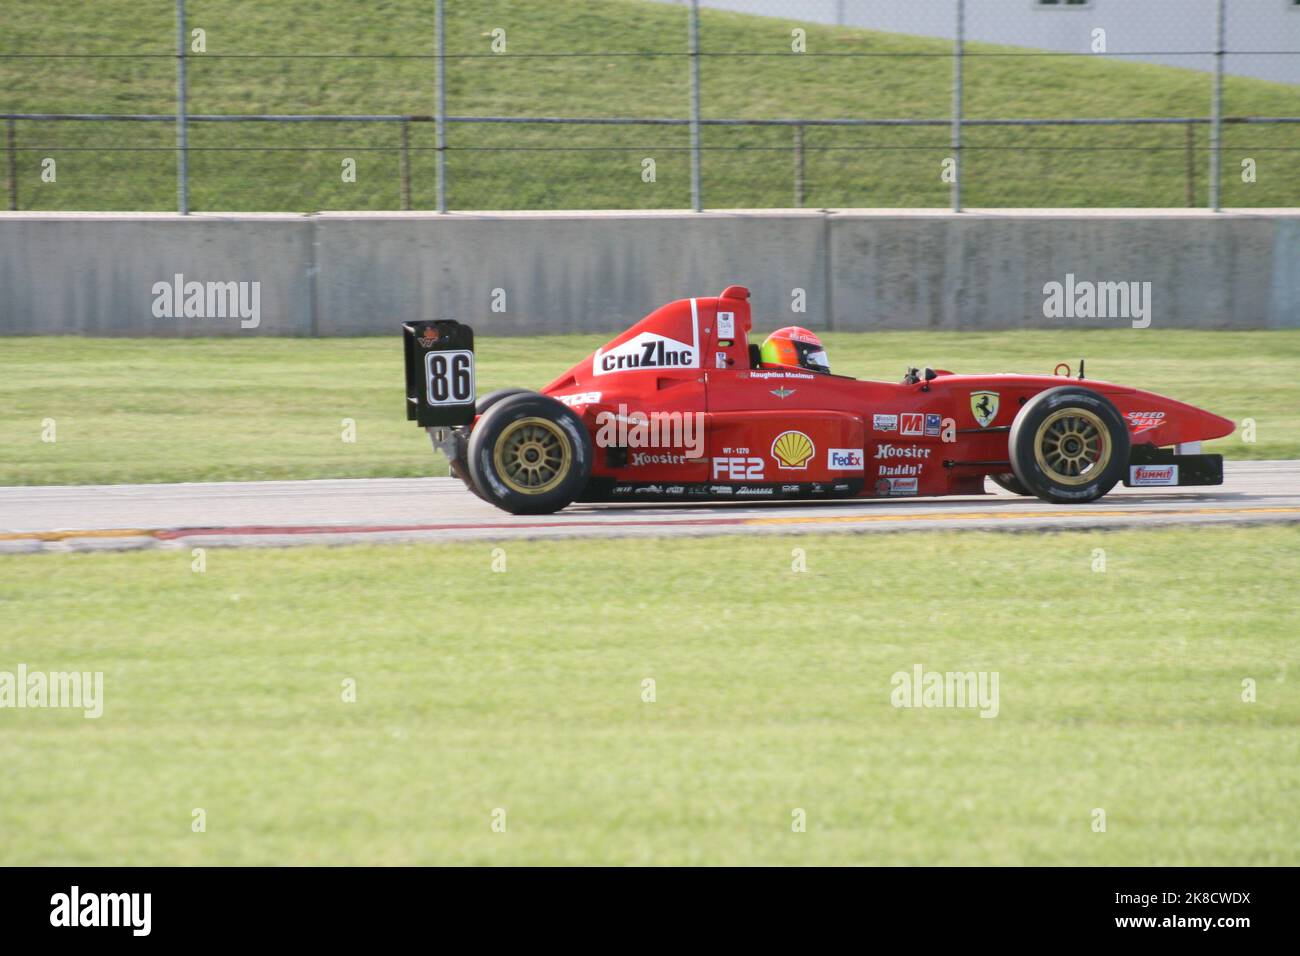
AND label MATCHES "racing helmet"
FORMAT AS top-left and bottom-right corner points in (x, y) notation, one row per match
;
(759, 326), (830, 375)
